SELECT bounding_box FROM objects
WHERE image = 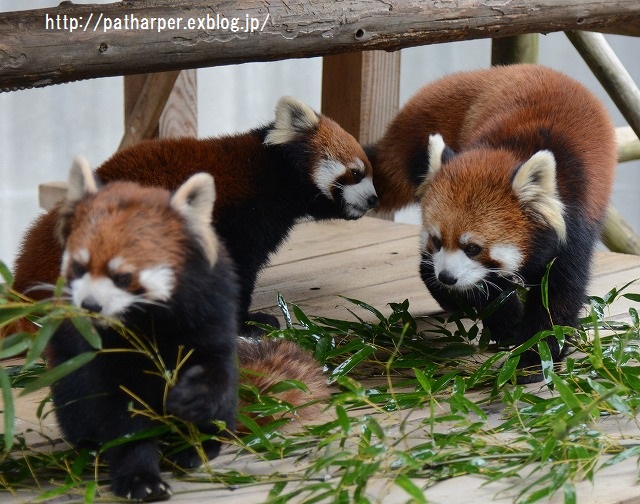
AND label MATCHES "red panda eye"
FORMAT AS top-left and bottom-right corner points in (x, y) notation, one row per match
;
(351, 169), (364, 183)
(111, 272), (133, 289)
(464, 244), (482, 257)
(430, 236), (442, 251)
(71, 261), (87, 279)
